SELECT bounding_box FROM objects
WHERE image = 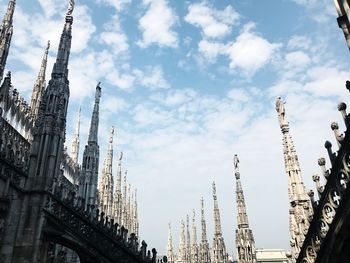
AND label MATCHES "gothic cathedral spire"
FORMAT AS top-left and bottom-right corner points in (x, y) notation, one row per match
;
(70, 106), (80, 163)
(276, 96), (313, 261)
(122, 172), (128, 227)
(199, 197), (210, 263)
(186, 215), (191, 263)
(30, 41), (50, 119)
(18, 3), (74, 260)
(234, 155), (257, 263)
(0, 0), (15, 82)
(167, 223), (175, 263)
(114, 152), (123, 224)
(28, 0), (74, 190)
(80, 83), (101, 207)
(177, 219), (187, 263)
(211, 182), (227, 263)
(191, 210), (199, 263)
(132, 189), (139, 237)
(99, 127), (114, 216)
(88, 82), (101, 143)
